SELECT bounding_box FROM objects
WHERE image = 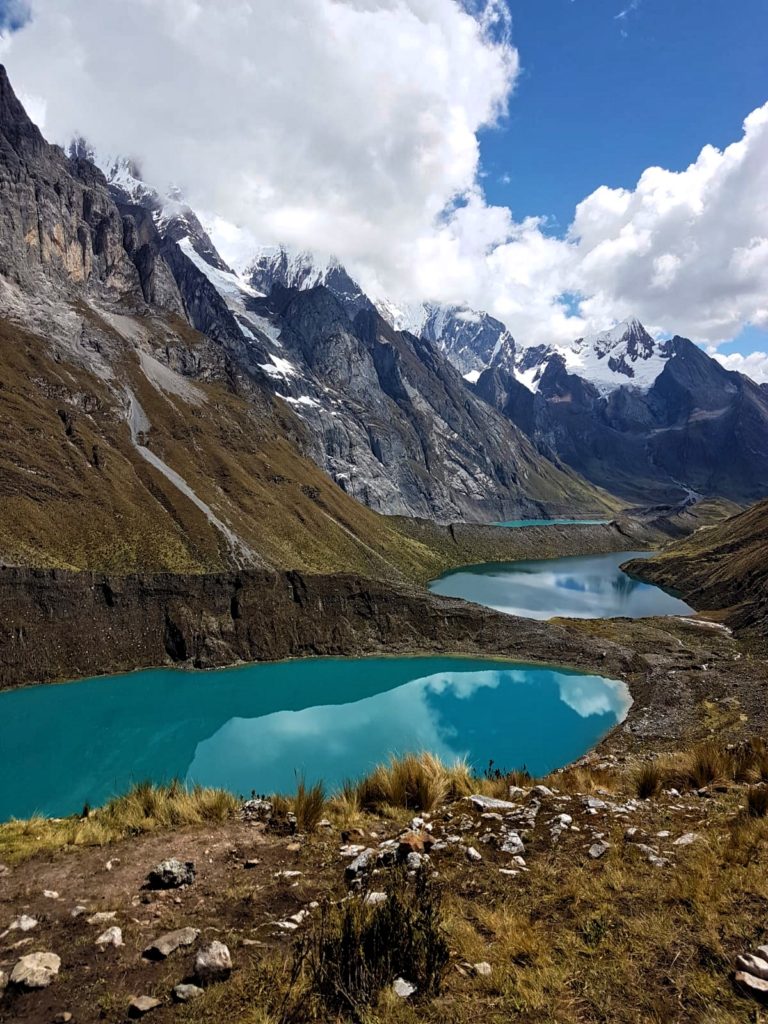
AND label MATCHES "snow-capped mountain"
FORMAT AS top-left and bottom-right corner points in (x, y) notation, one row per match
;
(507, 318), (671, 396)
